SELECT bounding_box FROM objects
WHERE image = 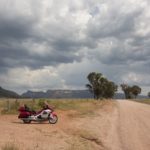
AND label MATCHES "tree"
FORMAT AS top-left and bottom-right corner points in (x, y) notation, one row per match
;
(86, 72), (118, 99)
(121, 84), (141, 99)
(103, 81), (118, 98)
(148, 92), (150, 98)
(120, 84), (131, 99)
(131, 85), (141, 98)
(86, 72), (102, 99)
